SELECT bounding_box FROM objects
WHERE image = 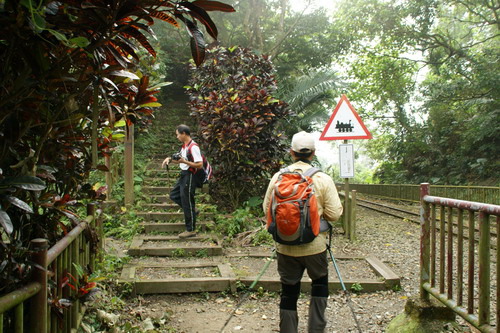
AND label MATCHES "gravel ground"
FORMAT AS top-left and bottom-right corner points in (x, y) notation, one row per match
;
(90, 202), (479, 333)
